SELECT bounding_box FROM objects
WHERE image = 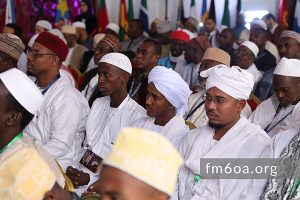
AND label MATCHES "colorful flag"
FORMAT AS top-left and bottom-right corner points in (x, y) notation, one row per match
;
(139, 0), (149, 32)
(201, 0), (208, 22)
(55, 0), (69, 22)
(279, 0), (289, 28)
(128, 0), (134, 22)
(5, 0), (16, 24)
(119, 0), (128, 41)
(98, 0), (109, 33)
(221, 0), (230, 27)
(293, 0), (300, 32)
